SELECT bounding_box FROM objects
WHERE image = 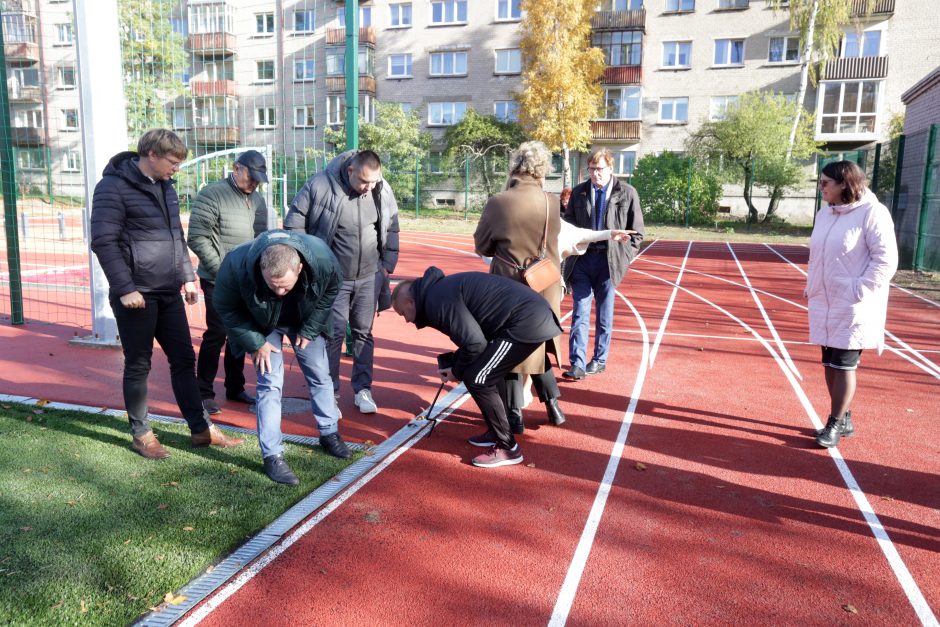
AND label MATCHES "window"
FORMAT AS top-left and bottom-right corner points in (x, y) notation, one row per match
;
(295, 106), (316, 128)
(256, 60), (275, 82)
(324, 96), (374, 125)
(57, 66), (76, 89)
(389, 3), (413, 27)
(819, 80), (879, 135)
(430, 51), (468, 76)
(61, 109), (79, 131)
(388, 54), (413, 78)
(612, 0), (644, 8)
(326, 48), (375, 76)
(171, 17), (188, 35)
(398, 102), (414, 115)
(714, 39), (745, 66)
(709, 95), (739, 120)
(2, 15), (36, 44)
(63, 151), (82, 173)
(295, 9), (316, 32)
(294, 58), (315, 81)
(336, 6), (372, 27)
(428, 152), (444, 173)
(842, 30), (881, 58)
(660, 97), (689, 123)
(666, 0), (694, 11)
(494, 100), (519, 122)
(593, 31), (642, 67)
(428, 102), (467, 125)
(717, 0), (748, 8)
(14, 109), (42, 128)
(256, 107), (276, 129)
(430, 0), (468, 24)
(172, 108), (189, 129)
(16, 148), (46, 170)
(11, 67), (39, 96)
(603, 87), (641, 119)
(662, 41), (691, 68)
(54, 23), (73, 45)
(614, 151), (636, 176)
(768, 36), (799, 63)
(189, 3), (235, 34)
(495, 49), (521, 74)
(497, 0), (522, 20)
(256, 12), (274, 34)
